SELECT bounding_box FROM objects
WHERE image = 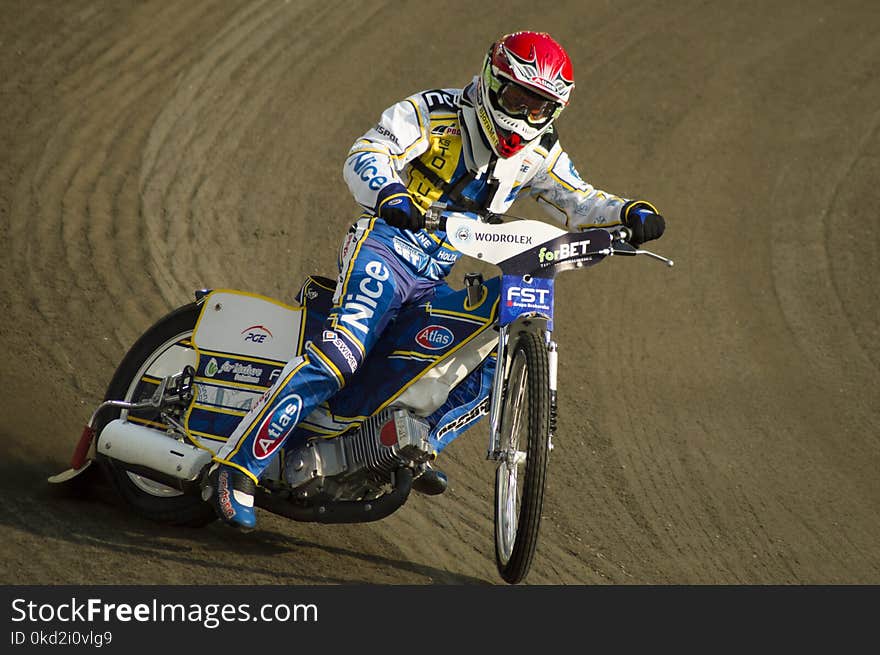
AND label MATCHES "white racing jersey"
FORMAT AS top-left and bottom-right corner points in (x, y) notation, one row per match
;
(342, 79), (641, 280)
